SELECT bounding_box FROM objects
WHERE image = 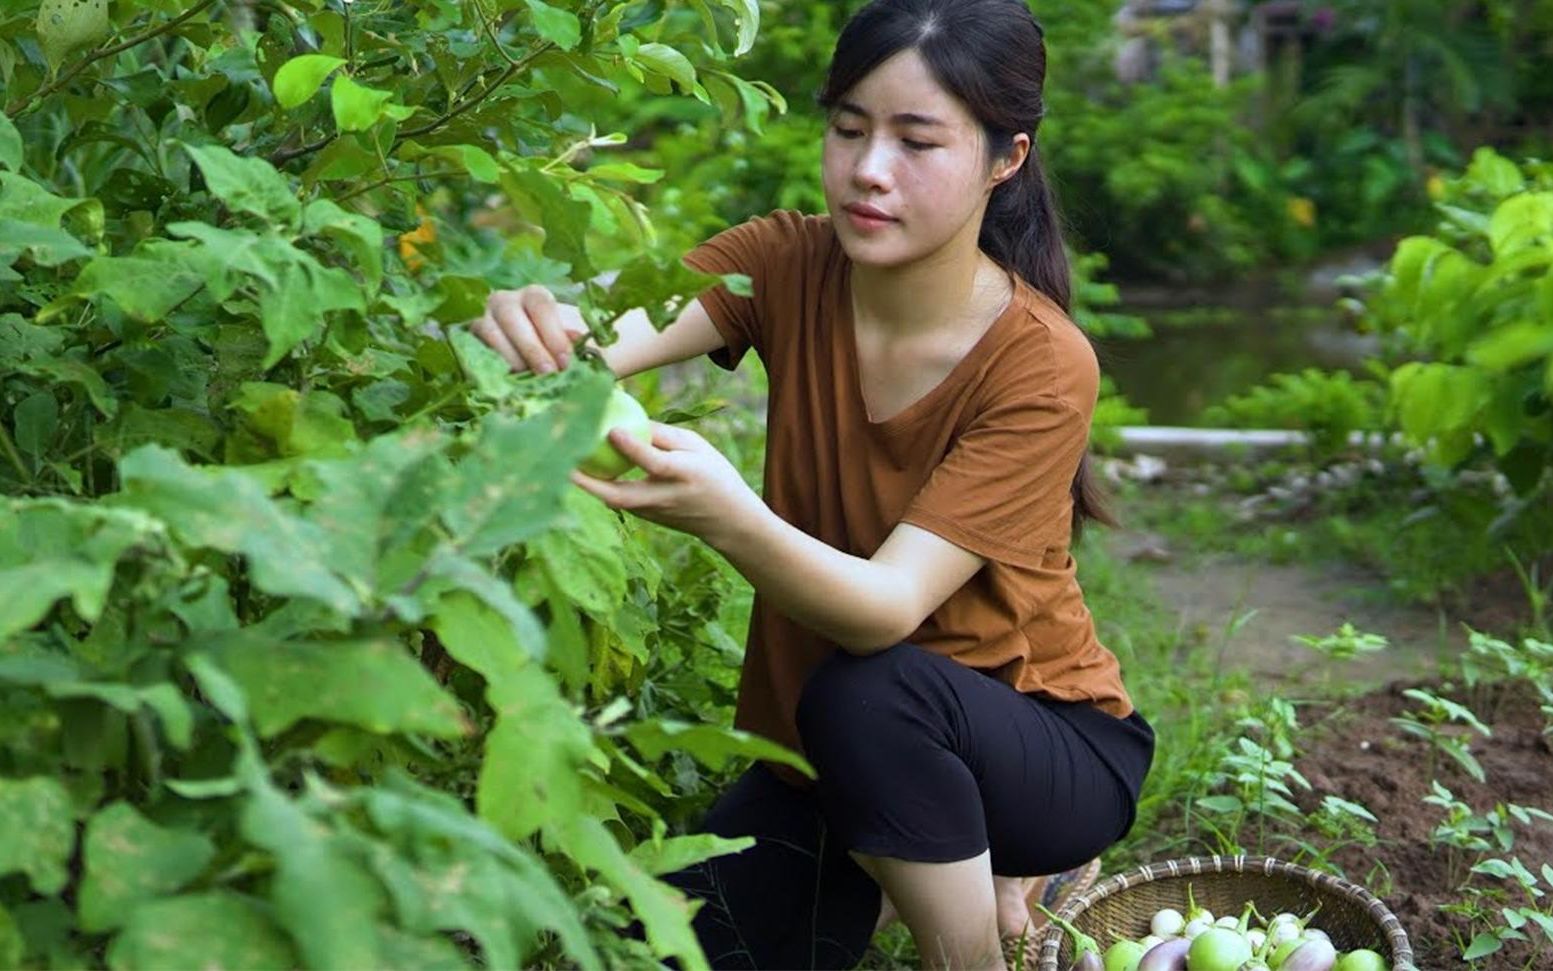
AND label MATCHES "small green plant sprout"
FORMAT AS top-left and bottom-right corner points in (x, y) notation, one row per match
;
(1459, 856), (1553, 968)
(1197, 736), (1312, 856)
(1460, 628), (1553, 722)
(1293, 622), (1390, 661)
(1390, 688), (1493, 782)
